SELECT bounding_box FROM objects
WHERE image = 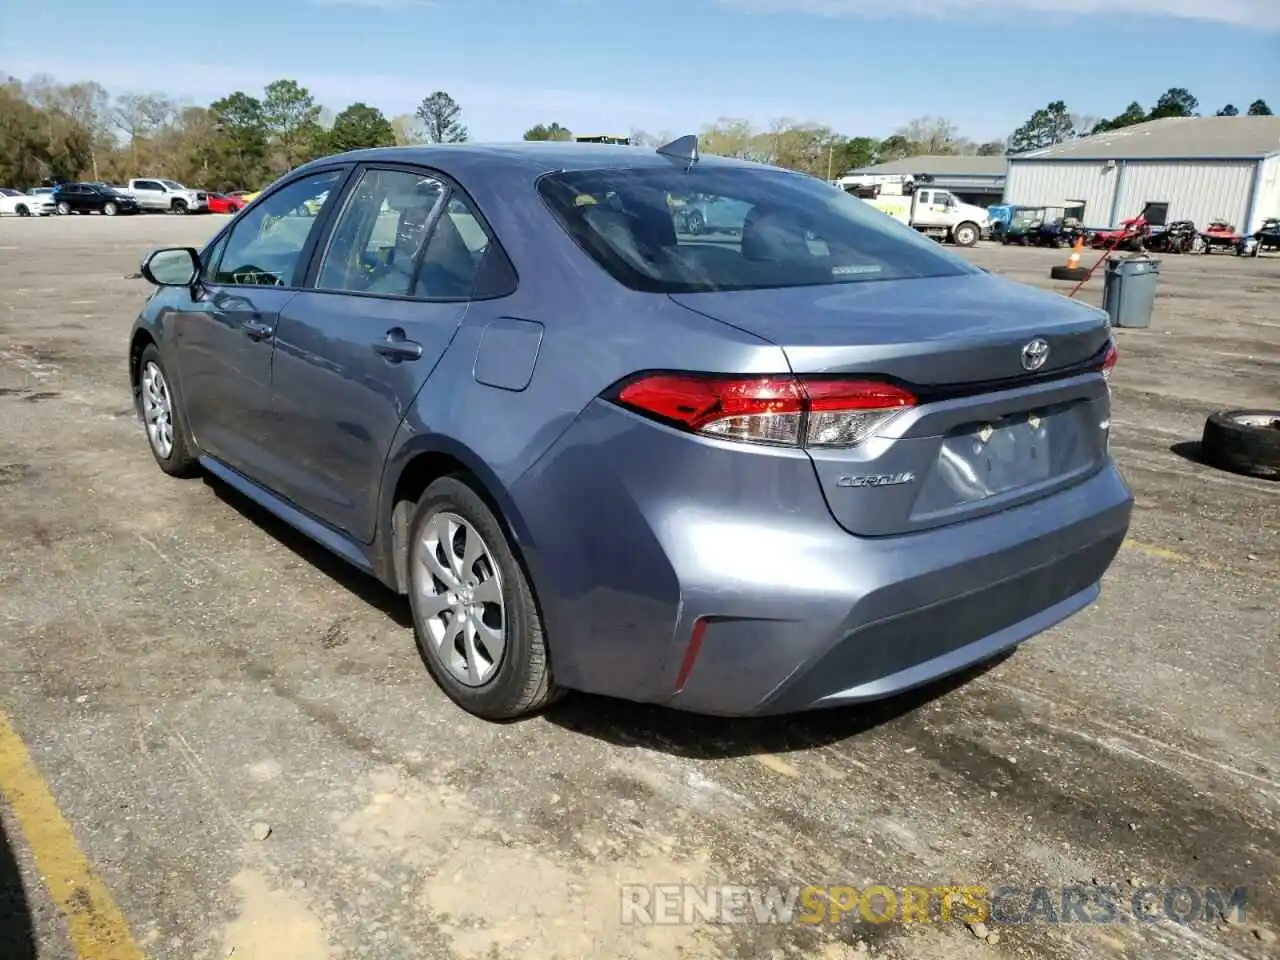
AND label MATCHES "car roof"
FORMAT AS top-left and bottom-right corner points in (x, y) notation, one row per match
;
(294, 141), (768, 181)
